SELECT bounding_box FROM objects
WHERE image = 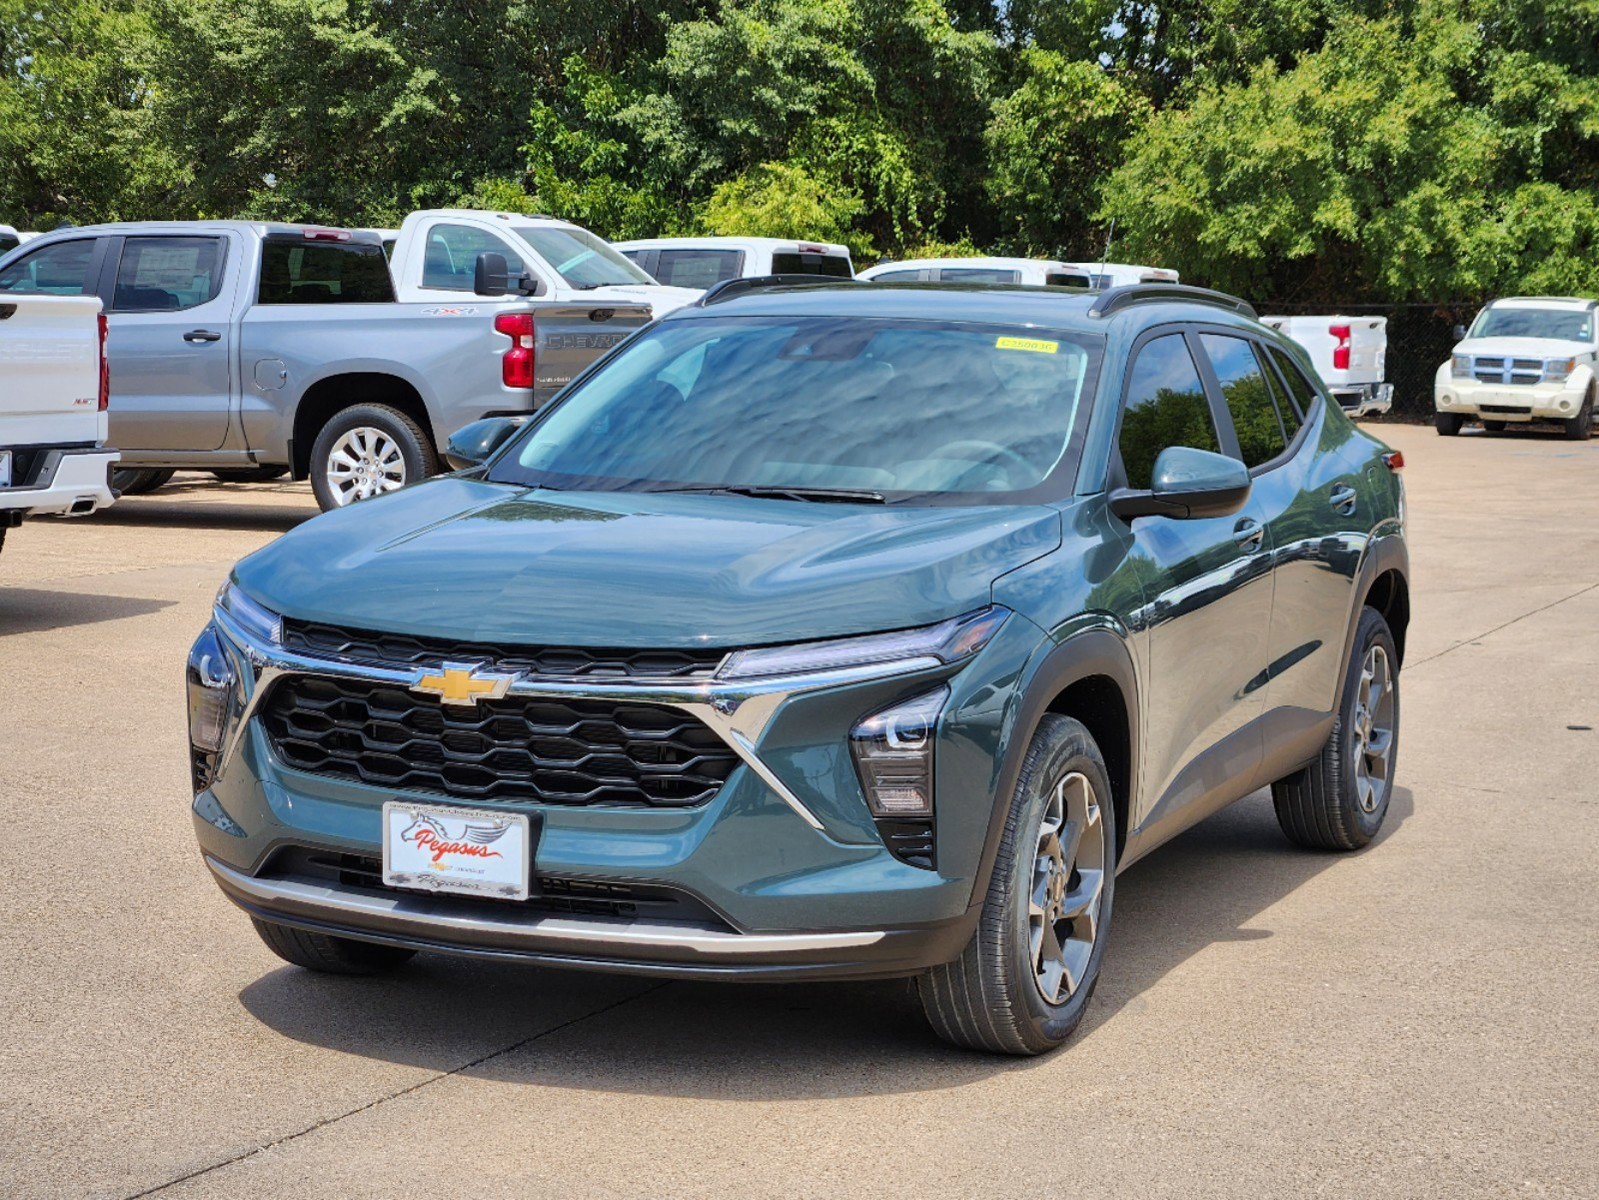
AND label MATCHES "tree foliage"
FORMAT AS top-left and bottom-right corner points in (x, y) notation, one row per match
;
(2, 0), (1596, 303)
